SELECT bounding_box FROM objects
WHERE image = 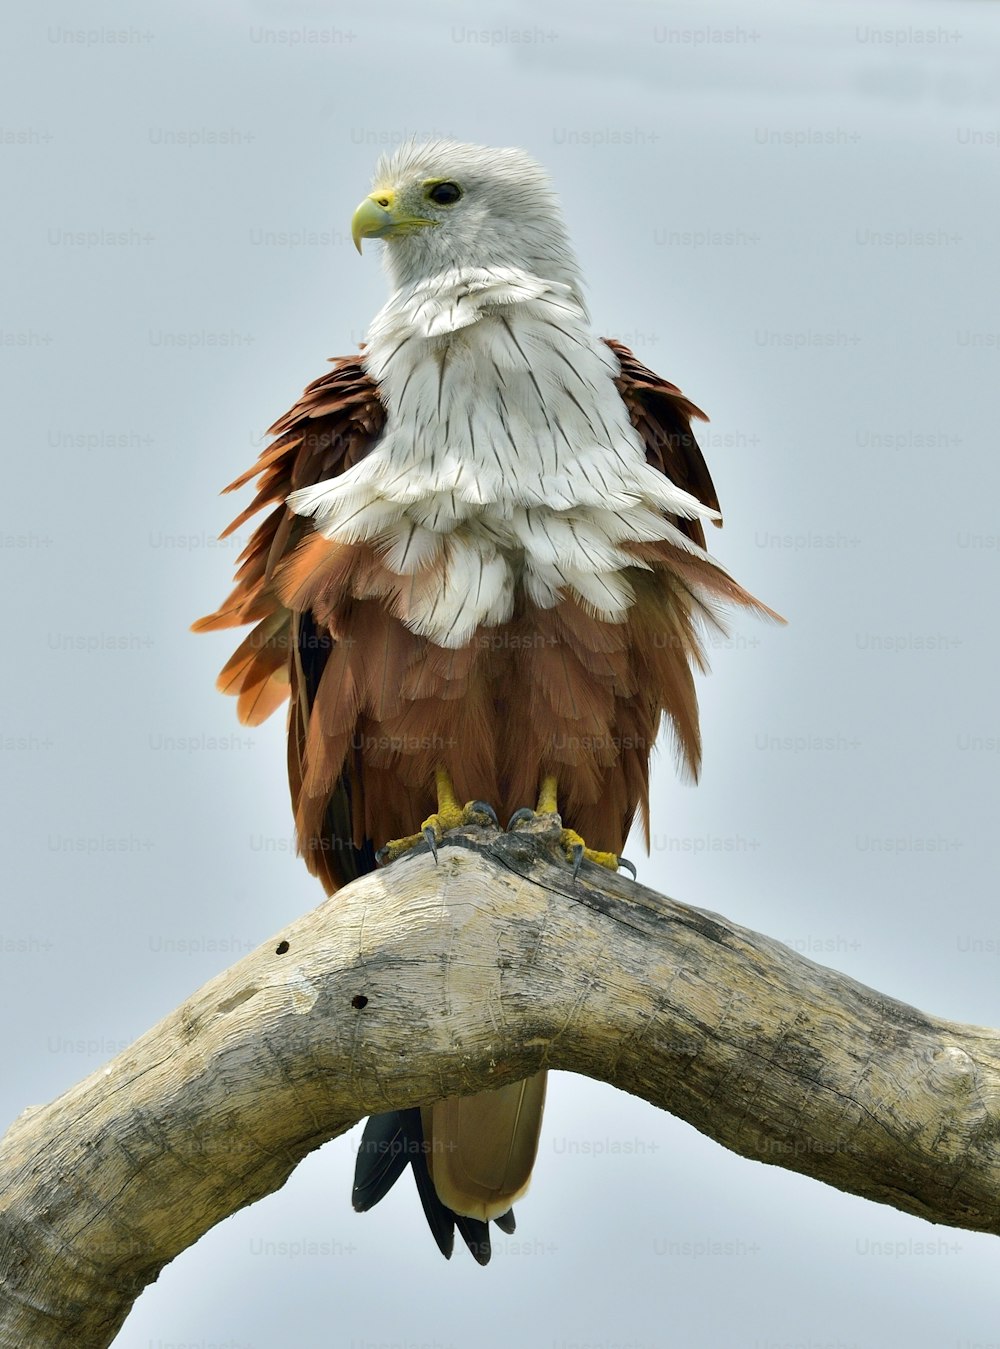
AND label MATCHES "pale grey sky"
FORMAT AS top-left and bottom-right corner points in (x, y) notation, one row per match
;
(3, 0), (1000, 1345)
